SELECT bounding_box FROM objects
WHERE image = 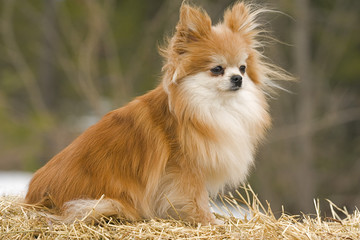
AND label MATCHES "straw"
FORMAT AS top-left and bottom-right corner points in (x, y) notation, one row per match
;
(1, 187), (359, 239)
